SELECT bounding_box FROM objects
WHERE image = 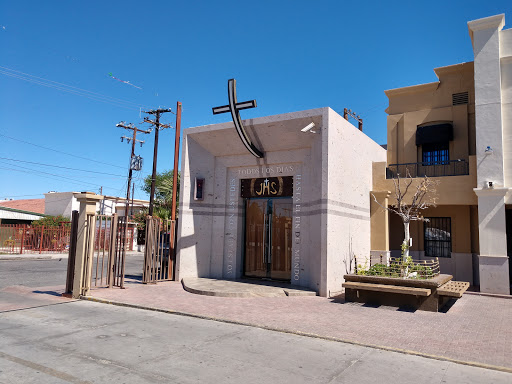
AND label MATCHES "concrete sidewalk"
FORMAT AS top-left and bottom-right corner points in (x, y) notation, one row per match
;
(84, 279), (512, 374)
